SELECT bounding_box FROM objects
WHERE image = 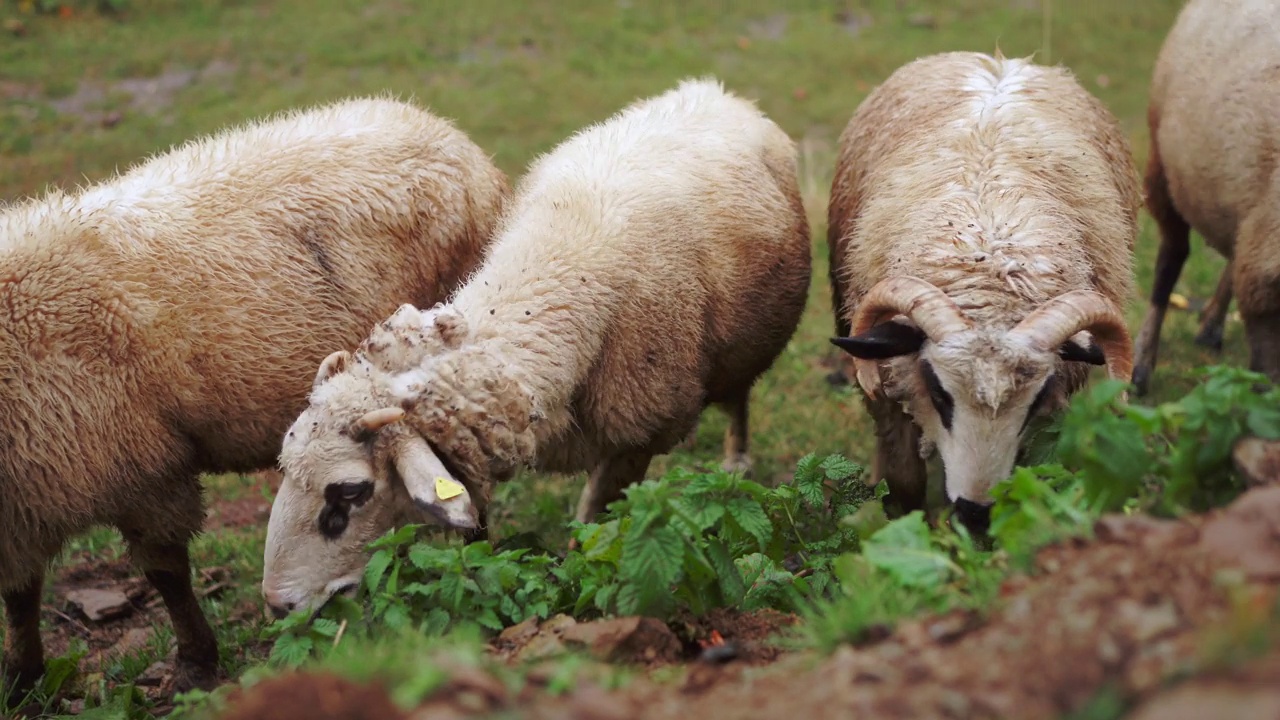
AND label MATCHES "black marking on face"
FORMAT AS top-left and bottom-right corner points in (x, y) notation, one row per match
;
(920, 359), (954, 431)
(318, 480), (374, 539)
(830, 321), (927, 360)
(1022, 374), (1057, 432)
